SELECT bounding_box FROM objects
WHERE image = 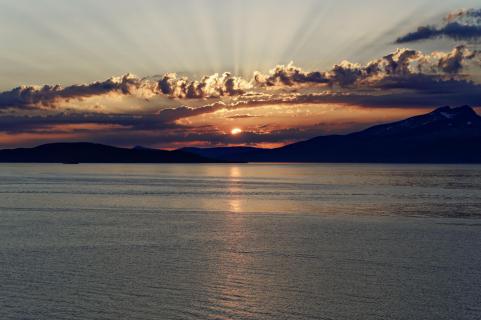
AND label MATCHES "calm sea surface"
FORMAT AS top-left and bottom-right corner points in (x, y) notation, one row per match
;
(1, 163), (481, 320)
